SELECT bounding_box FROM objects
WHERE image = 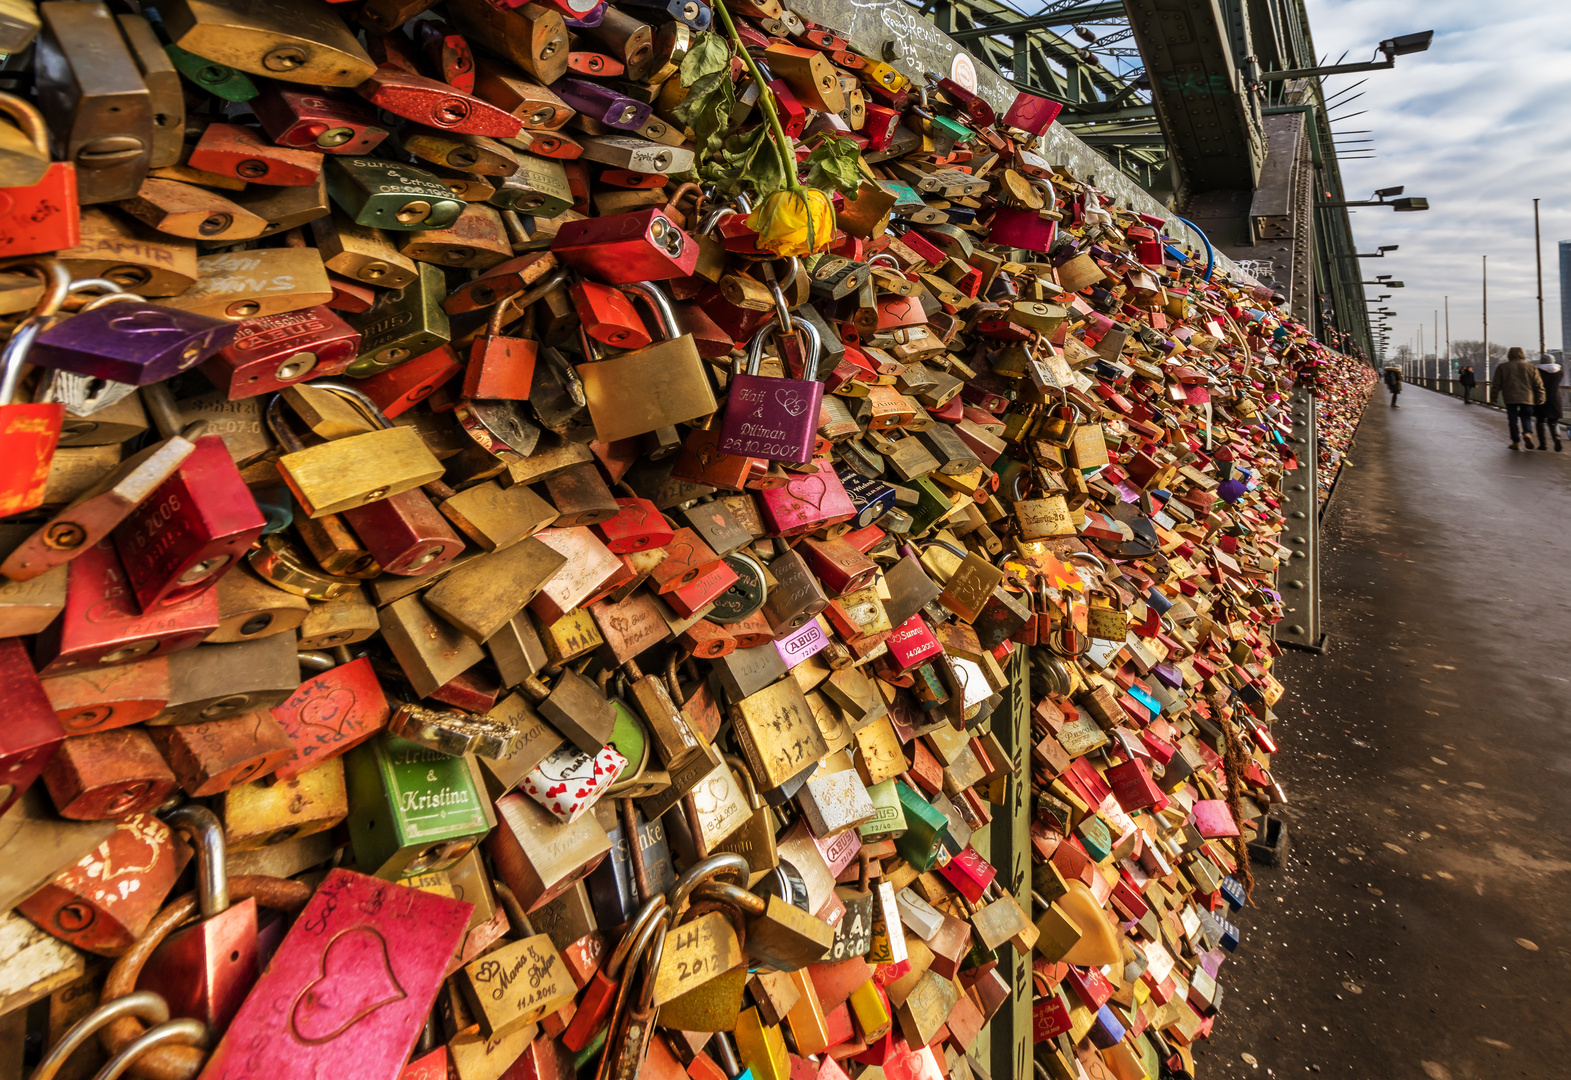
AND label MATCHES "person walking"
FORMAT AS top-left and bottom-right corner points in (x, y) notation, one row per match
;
(1534, 354), (1563, 451)
(1459, 365), (1477, 404)
(1491, 346), (1546, 449)
(1383, 365), (1402, 407)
